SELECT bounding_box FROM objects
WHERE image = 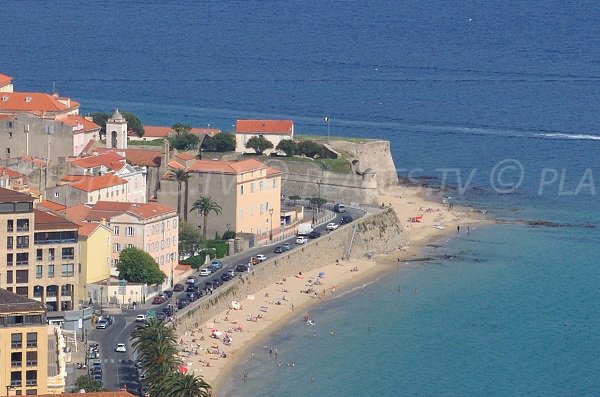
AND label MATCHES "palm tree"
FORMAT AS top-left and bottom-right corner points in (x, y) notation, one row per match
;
(159, 372), (211, 397)
(190, 196), (222, 240)
(173, 168), (189, 220)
